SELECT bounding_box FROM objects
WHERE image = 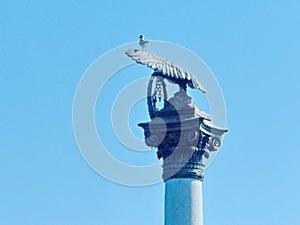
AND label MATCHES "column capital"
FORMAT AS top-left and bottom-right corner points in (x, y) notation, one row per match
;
(138, 91), (227, 181)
